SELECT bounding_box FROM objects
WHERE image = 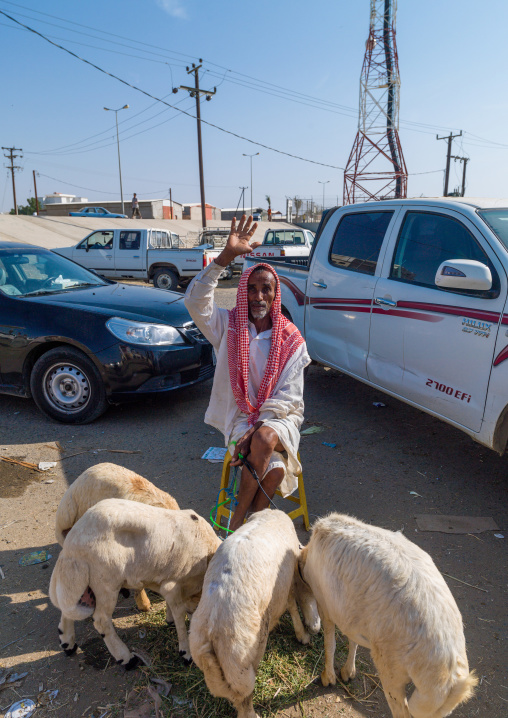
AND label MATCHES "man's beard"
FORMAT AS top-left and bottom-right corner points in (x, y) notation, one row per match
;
(250, 304), (269, 319)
